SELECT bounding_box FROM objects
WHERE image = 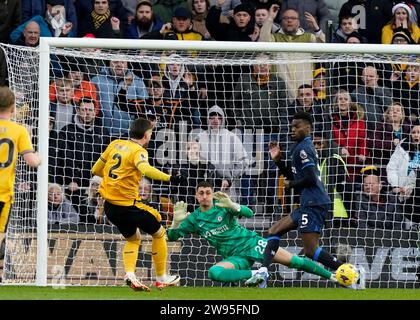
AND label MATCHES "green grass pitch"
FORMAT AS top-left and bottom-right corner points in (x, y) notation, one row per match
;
(0, 286), (418, 300)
